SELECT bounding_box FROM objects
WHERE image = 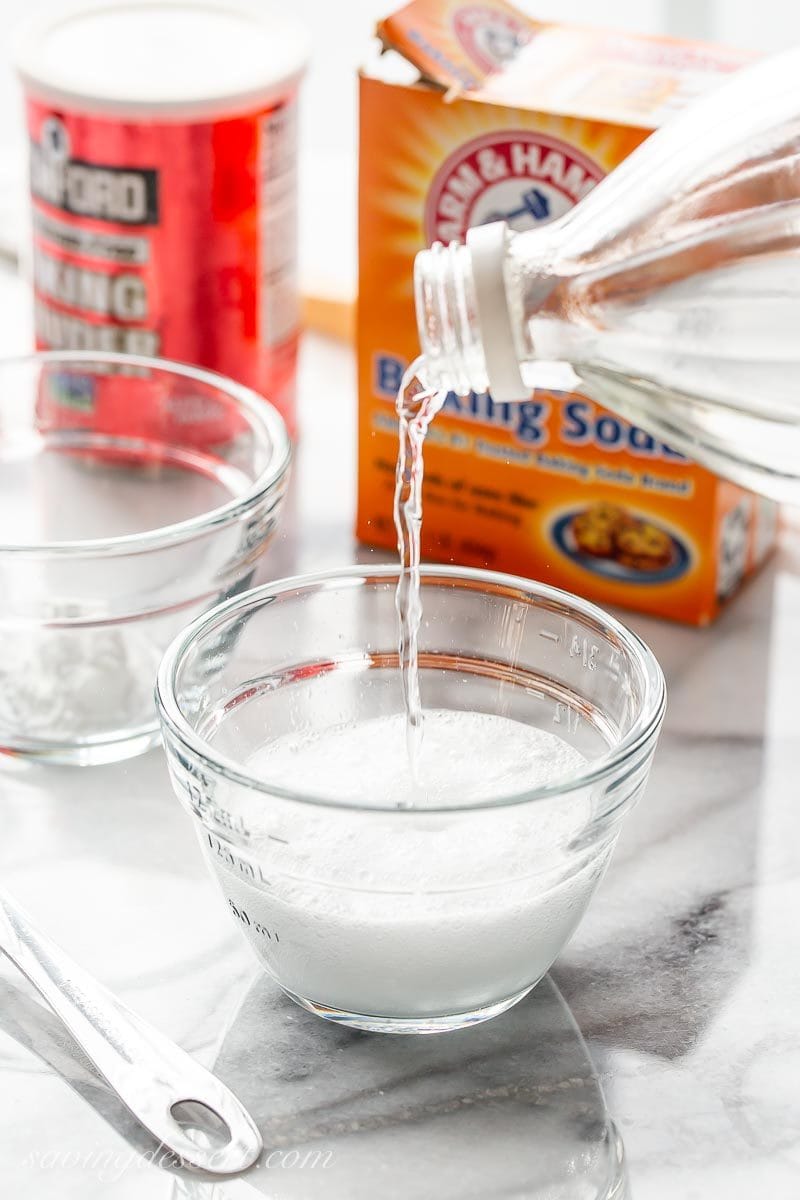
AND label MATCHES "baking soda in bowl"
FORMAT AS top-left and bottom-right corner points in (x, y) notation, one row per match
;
(248, 710), (588, 807)
(15, 0), (307, 436)
(200, 710), (609, 1029)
